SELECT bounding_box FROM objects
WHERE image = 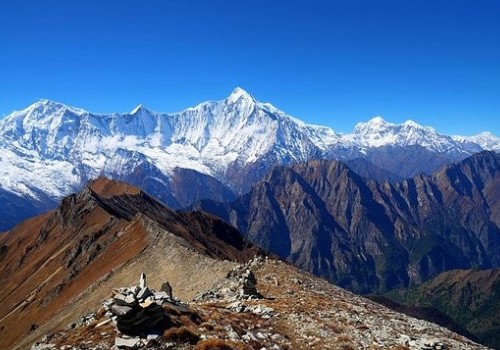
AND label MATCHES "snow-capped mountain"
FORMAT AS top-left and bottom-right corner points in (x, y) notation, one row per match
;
(0, 88), (347, 202)
(452, 132), (500, 153)
(348, 116), (482, 154)
(0, 87), (497, 230)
